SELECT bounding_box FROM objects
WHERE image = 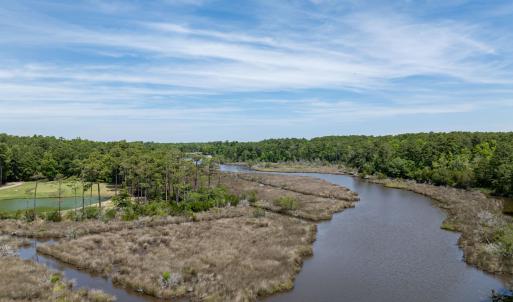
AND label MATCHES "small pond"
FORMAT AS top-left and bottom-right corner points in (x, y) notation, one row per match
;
(0, 196), (111, 212)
